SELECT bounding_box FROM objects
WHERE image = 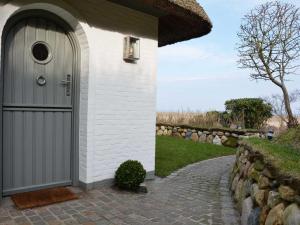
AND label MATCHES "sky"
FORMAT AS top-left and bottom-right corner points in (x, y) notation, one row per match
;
(156, 0), (300, 113)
